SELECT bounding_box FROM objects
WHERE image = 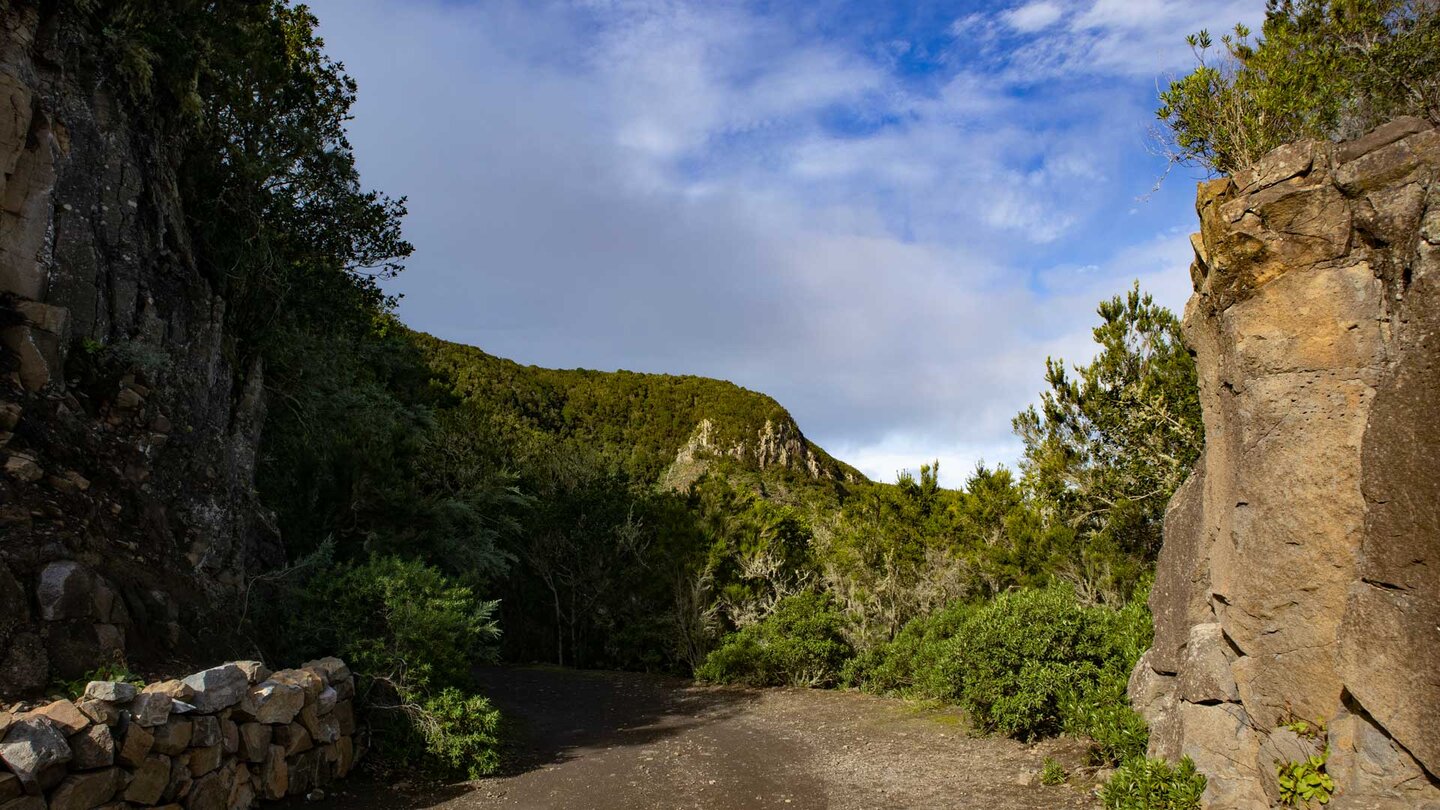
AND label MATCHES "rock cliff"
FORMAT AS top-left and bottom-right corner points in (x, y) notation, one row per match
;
(1132, 118), (1440, 808)
(0, 6), (281, 694)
